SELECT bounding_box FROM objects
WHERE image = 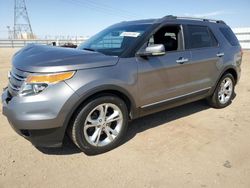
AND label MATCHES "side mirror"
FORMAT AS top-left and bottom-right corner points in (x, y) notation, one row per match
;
(137, 44), (165, 57)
